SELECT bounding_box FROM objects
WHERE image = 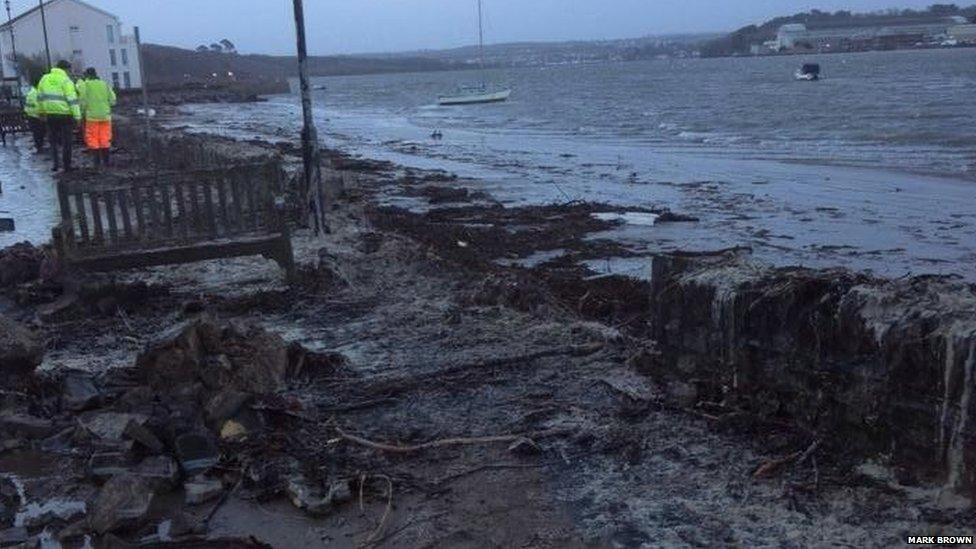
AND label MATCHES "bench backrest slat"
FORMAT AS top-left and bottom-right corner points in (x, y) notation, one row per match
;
(57, 161), (284, 257)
